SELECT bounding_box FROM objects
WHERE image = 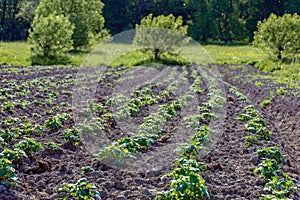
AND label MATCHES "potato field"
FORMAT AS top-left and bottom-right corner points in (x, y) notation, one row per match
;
(0, 64), (299, 200)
